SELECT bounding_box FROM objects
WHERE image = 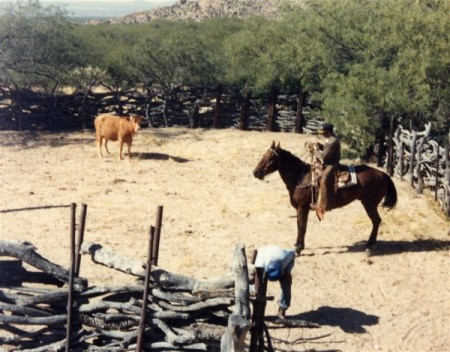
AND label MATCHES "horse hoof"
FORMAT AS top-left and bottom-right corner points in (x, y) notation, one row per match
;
(365, 245), (375, 256)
